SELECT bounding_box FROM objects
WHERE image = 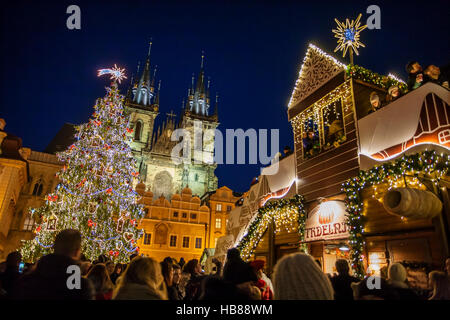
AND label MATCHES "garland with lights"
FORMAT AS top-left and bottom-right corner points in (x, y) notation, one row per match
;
(20, 80), (145, 263)
(237, 194), (307, 261)
(342, 150), (449, 278)
(346, 64), (407, 92)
